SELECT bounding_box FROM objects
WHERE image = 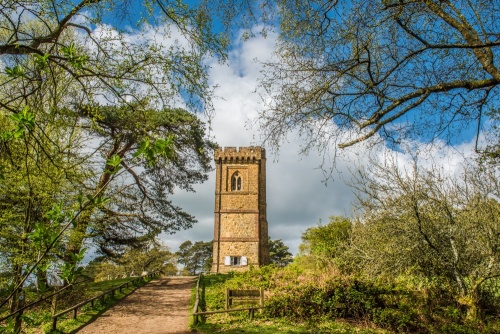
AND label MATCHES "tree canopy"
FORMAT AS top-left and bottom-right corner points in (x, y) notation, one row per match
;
(297, 216), (352, 270)
(175, 240), (212, 275)
(258, 0), (500, 156)
(0, 0), (221, 320)
(0, 0), (230, 115)
(268, 237), (293, 267)
(68, 105), (215, 260)
(351, 155), (500, 320)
